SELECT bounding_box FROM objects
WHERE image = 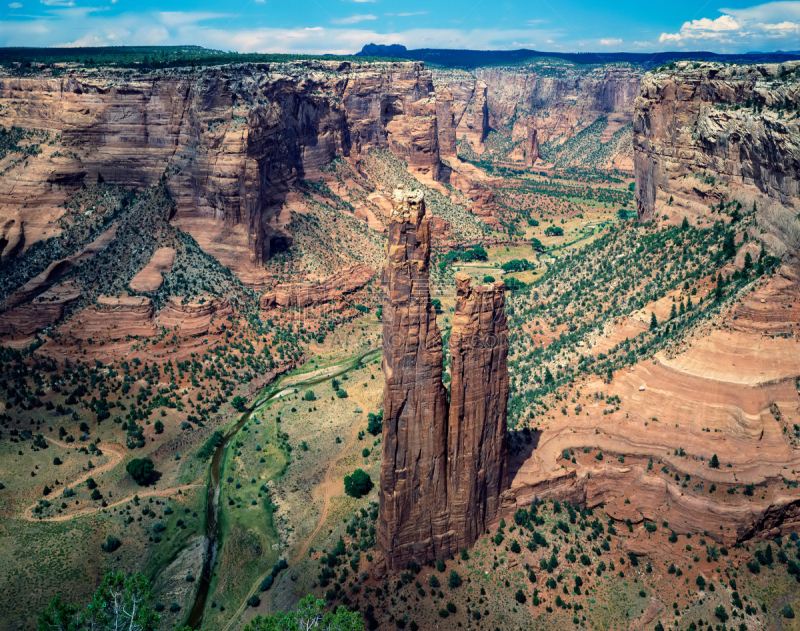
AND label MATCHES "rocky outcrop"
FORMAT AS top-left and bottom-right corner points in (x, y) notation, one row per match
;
(377, 189), (508, 573)
(447, 273), (509, 551)
(0, 61), (442, 269)
(377, 188), (451, 572)
(259, 263), (375, 310)
(129, 247), (176, 293)
(525, 125), (539, 166)
(66, 295), (157, 341)
(634, 61), (800, 224)
(157, 296), (232, 337)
